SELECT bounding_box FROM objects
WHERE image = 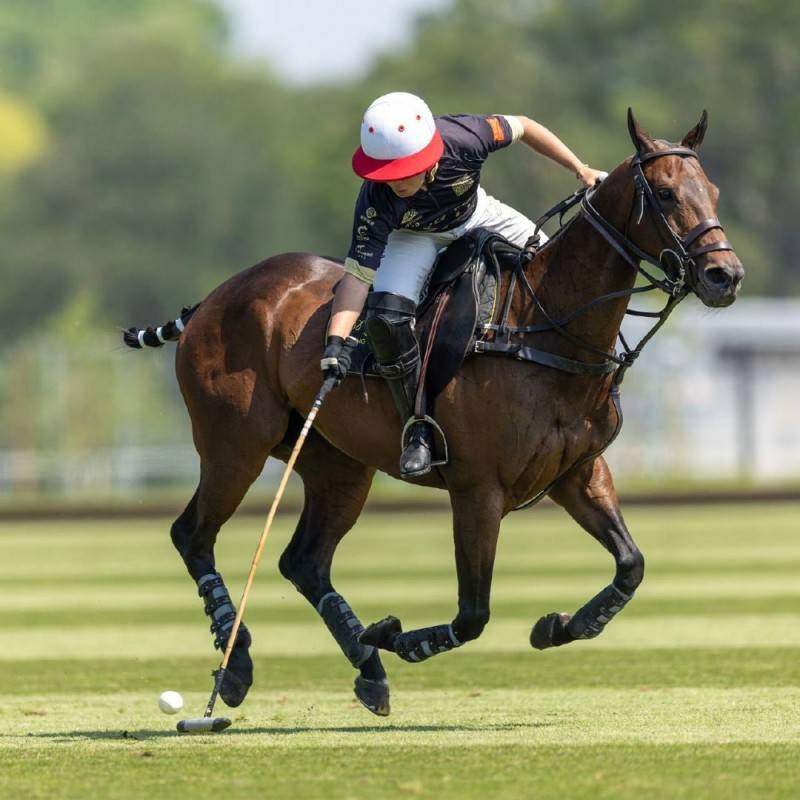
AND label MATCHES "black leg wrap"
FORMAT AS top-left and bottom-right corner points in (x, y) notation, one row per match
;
(393, 624), (462, 663)
(566, 583), (632, 640)
(317, 592), (375, 667)
(197, 573), (253, 707)
(198, 573), (241, 648)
